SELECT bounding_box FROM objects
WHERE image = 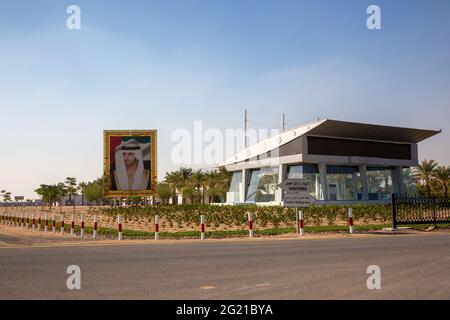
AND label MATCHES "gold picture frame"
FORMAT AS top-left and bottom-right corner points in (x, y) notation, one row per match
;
(103, 130), (157, 198)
